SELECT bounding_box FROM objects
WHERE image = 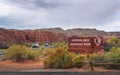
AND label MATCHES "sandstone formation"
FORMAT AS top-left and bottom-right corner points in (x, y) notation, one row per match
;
(0, 27), (119, 44)
(0, 28), (66, 44)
